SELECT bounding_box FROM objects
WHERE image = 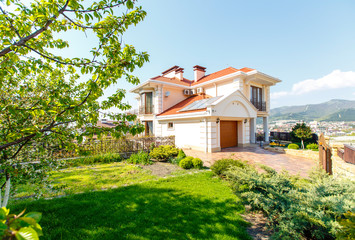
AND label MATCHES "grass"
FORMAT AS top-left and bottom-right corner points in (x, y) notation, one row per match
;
(10, 171), (251, 240)
(13, 162), (157, 199)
